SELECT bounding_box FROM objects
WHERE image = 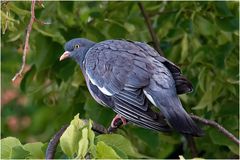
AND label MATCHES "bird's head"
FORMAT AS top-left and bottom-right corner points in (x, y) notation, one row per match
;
(59, 38), (95, 65)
